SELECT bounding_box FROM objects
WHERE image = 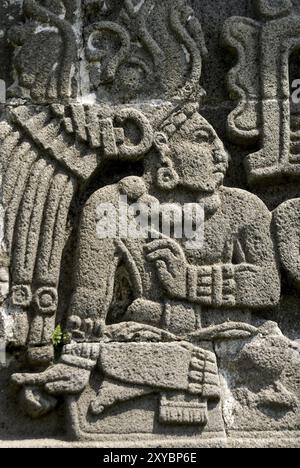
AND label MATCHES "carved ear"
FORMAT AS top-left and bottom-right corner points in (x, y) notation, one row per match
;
(153, 131), (179, 190)
(156, 159), (180, 191)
